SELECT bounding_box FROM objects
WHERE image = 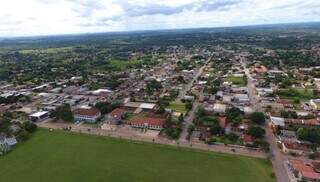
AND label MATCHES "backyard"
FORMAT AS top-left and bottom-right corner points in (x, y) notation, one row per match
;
(0, 129), (275, 182)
